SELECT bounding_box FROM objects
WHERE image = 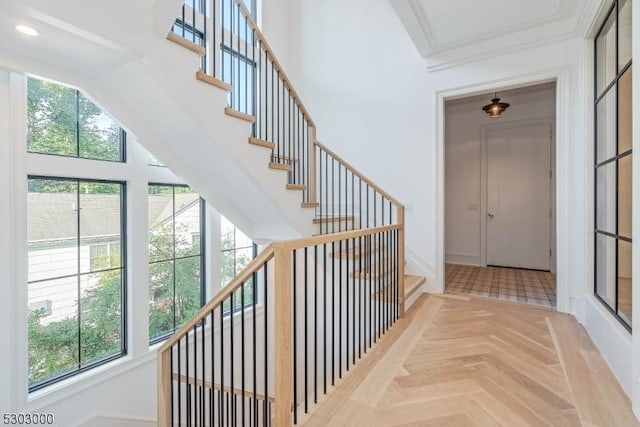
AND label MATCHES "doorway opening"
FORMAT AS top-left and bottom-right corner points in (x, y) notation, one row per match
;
(444, 82), (557, 308)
